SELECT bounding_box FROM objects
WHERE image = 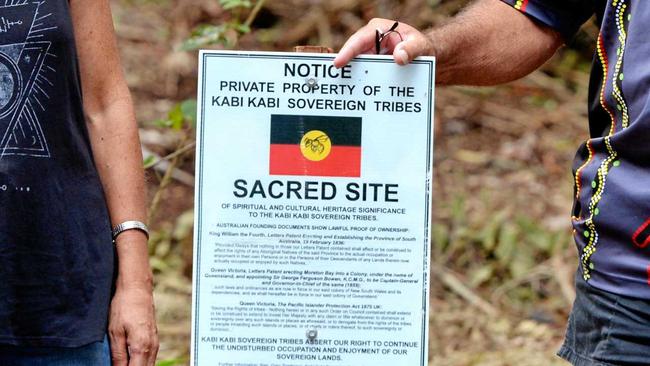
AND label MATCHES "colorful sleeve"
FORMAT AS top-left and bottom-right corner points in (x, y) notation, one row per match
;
(500, 0), (594, 40)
